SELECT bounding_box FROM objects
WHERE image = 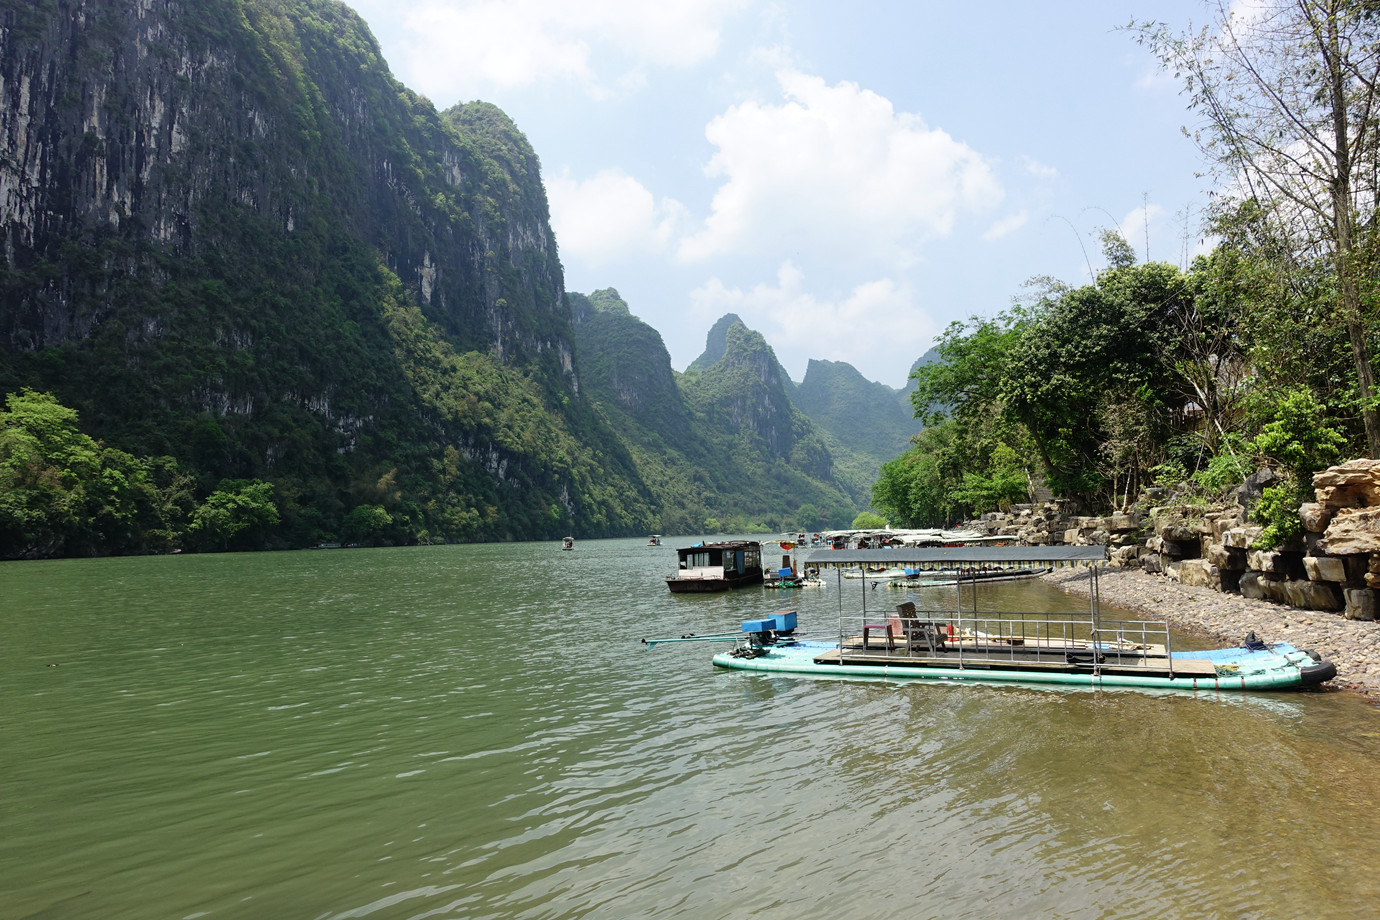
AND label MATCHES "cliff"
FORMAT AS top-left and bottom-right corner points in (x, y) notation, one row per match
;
(0, 0), (653, 543)
(574, 298), (861, 533)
